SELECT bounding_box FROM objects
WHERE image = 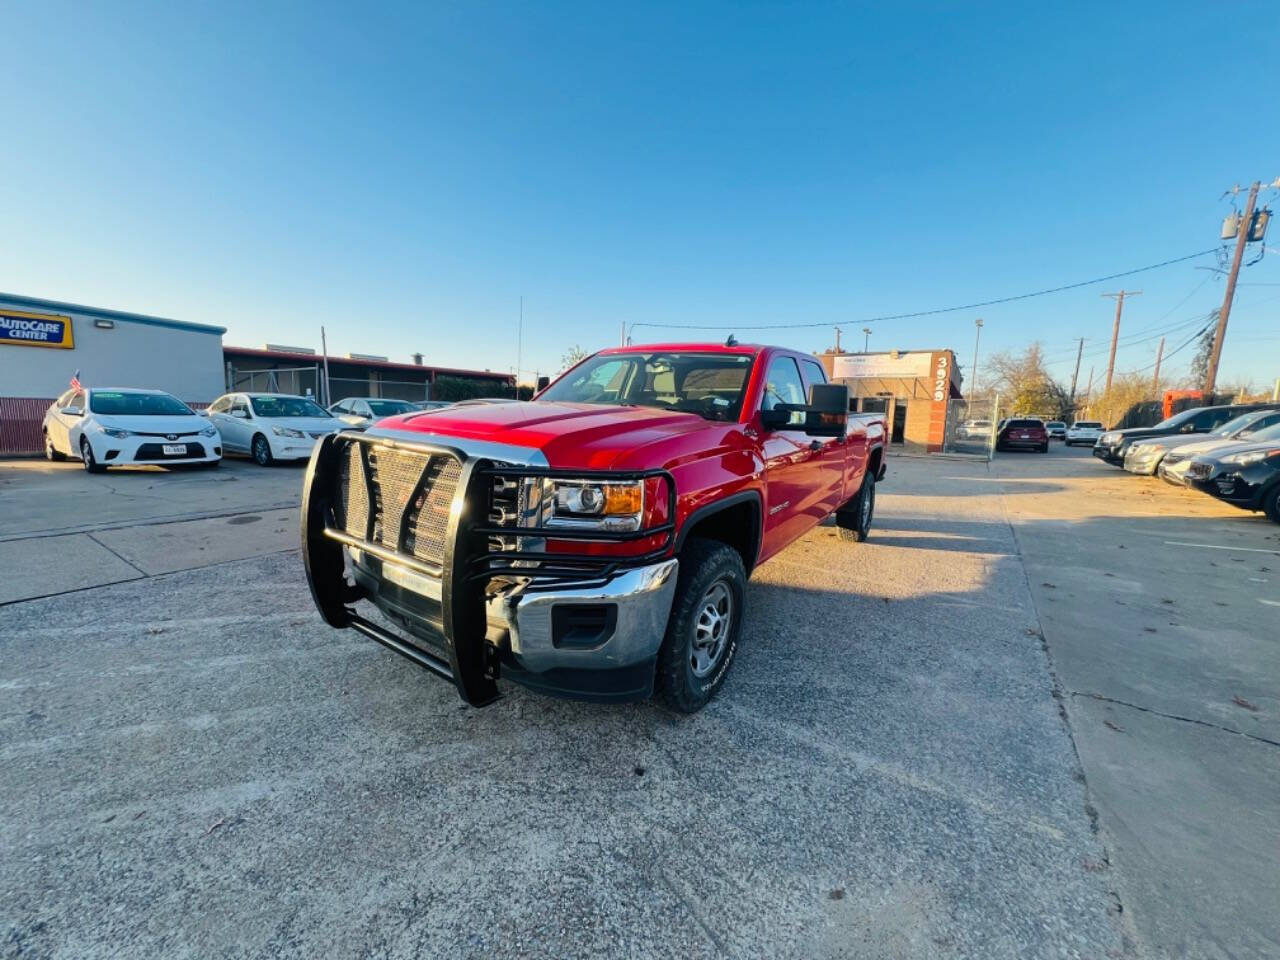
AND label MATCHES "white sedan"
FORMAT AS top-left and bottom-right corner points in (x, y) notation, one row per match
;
(1065, 421), (1104, 446)
(205, 392), (343, 465)
(42, 387), (221, 472)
